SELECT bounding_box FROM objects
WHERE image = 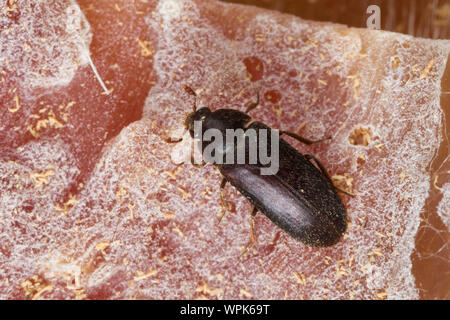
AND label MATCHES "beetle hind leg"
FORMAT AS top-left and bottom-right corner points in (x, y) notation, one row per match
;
(217, 178), (230, 225)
